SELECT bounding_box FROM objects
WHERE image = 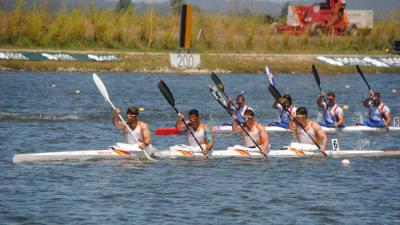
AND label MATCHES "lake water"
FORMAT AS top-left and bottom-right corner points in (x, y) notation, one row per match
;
(0, 71), (399, 224)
